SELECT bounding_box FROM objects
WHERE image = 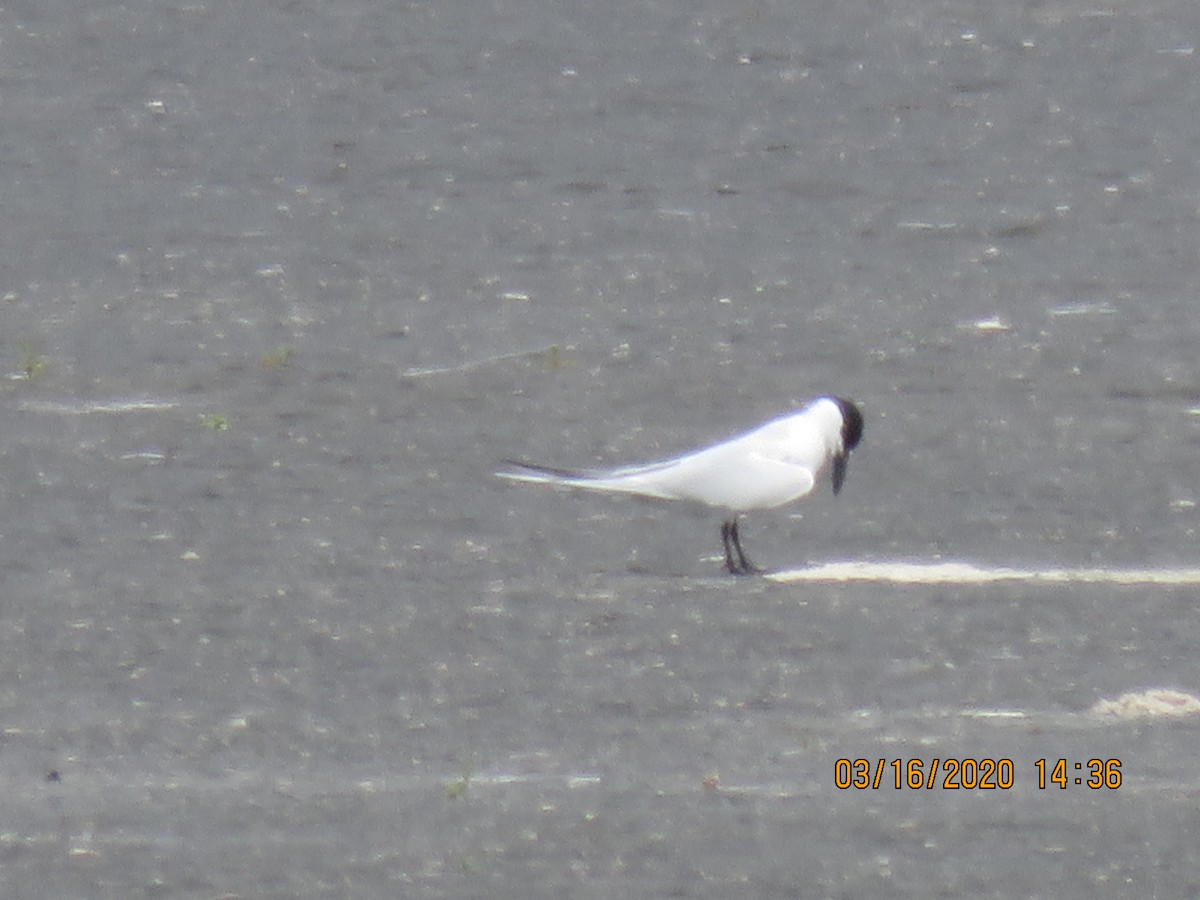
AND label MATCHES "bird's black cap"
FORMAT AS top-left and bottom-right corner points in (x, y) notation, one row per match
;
(835, 398), (864, 452)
